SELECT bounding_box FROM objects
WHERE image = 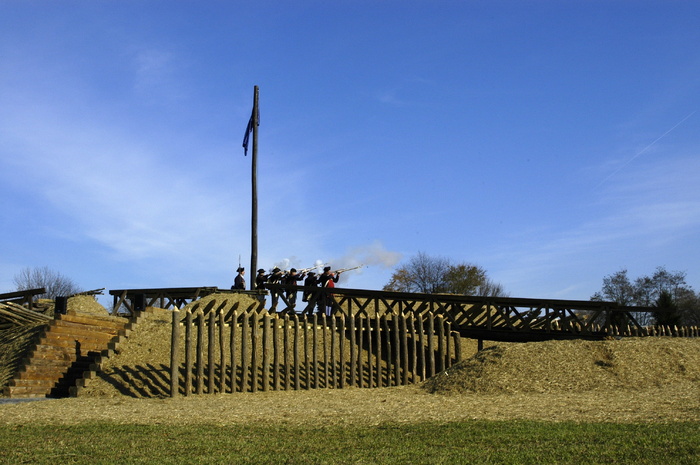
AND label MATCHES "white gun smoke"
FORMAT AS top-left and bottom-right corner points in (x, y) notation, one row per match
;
(324, 241), (402, 282)
(271, 241), (402, 283)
